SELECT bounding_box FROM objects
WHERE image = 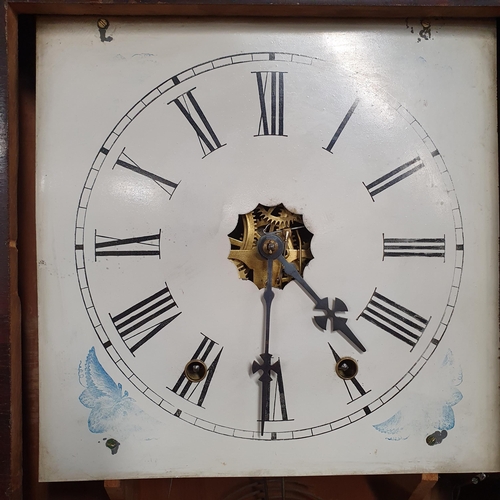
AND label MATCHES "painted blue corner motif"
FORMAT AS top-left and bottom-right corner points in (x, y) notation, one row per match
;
(79, 347), (157, 434)
(374, 349), (463, 441)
